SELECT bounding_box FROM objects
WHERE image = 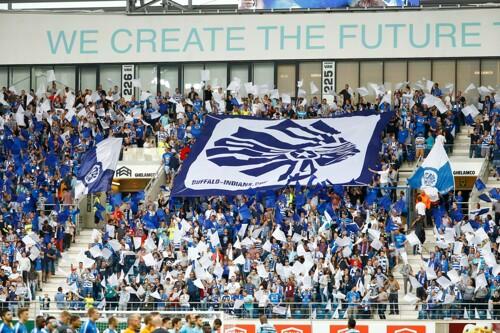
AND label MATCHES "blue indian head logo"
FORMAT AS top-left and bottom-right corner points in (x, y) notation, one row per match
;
(84, 162), (102, 185)
(422, 169), (438, 187)
(206, 119), (360, 182)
